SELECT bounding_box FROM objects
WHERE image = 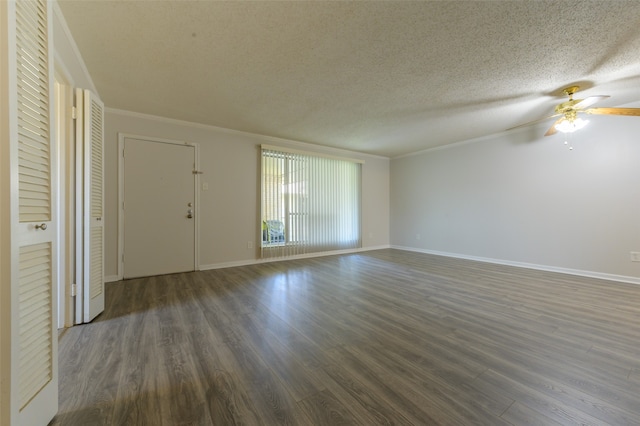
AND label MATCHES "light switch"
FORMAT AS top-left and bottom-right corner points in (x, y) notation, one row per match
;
(202, 182), (209, 191)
